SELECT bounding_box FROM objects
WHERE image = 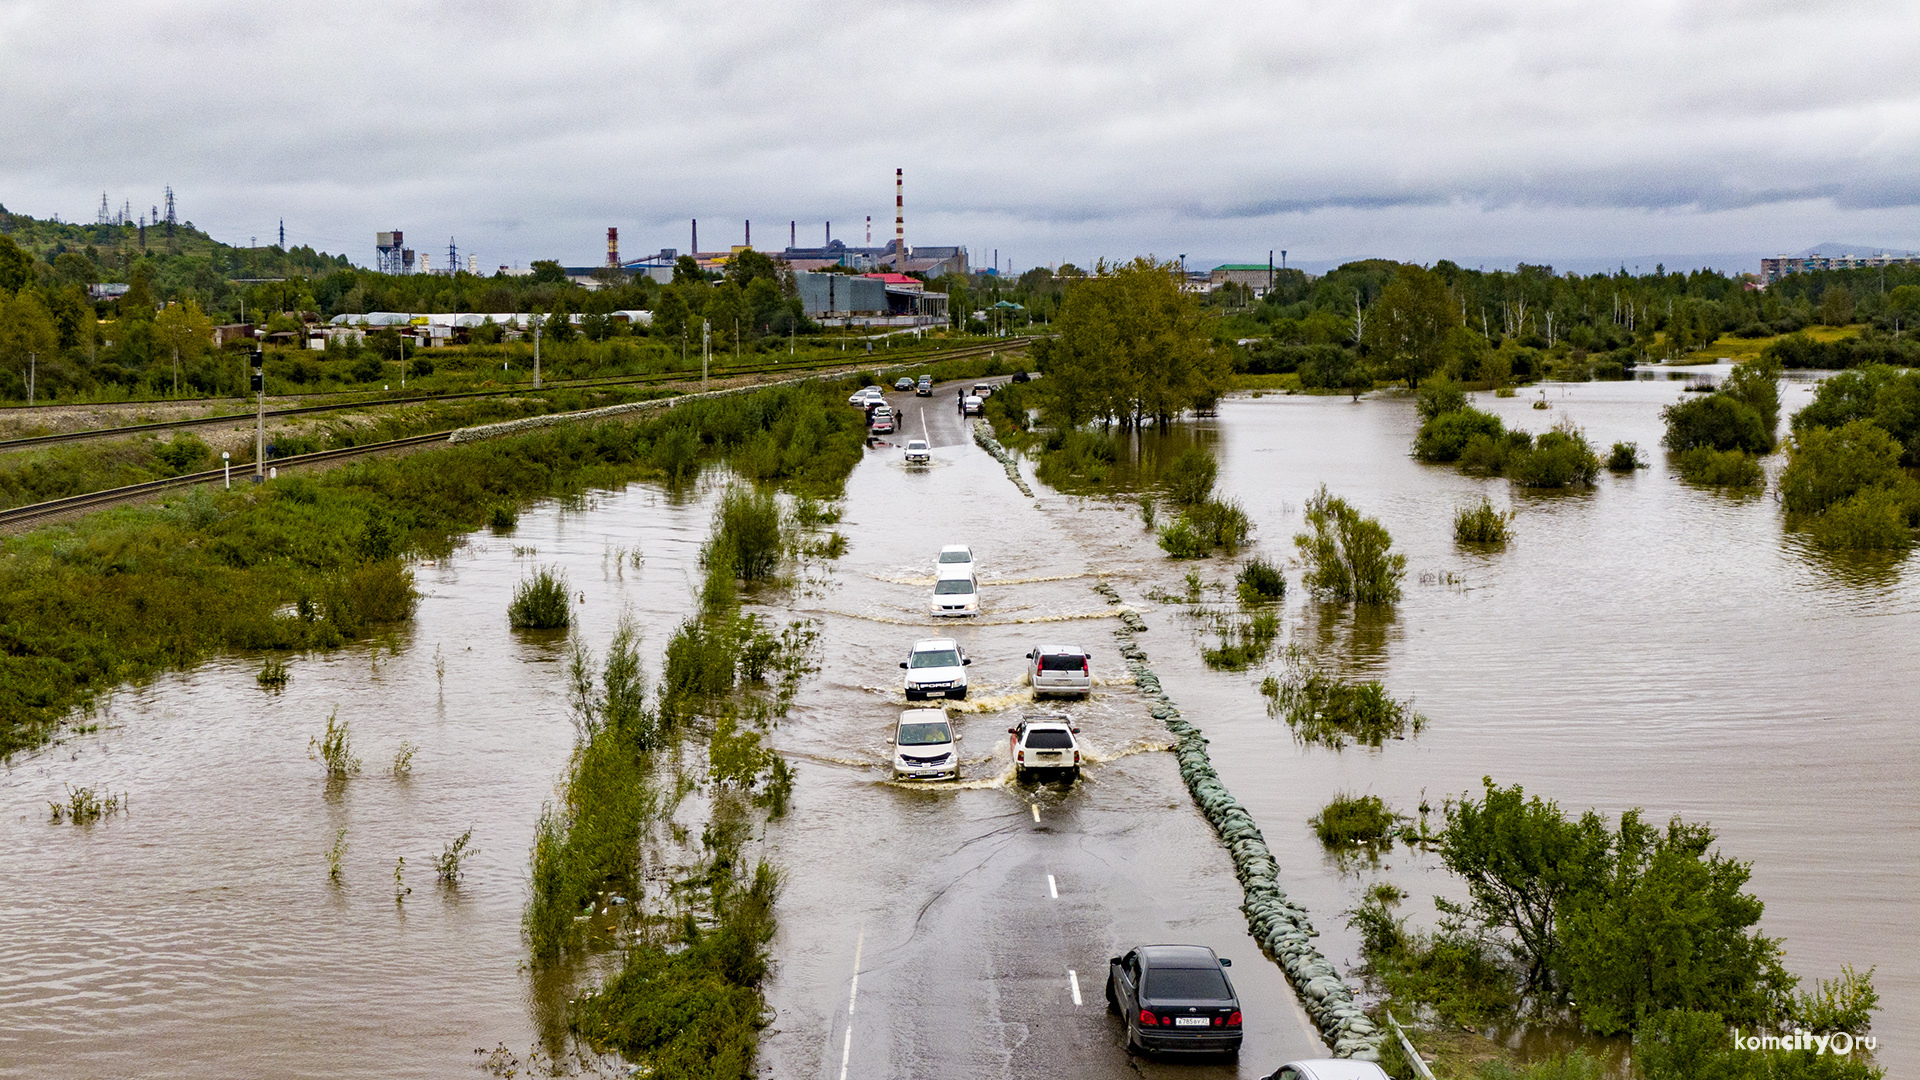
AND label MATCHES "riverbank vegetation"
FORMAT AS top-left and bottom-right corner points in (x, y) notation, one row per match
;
(0, 379), (868, 760)
(508, 566), (573, 629)
(1775, 365), (1920, 552)
(1358, 778), (1884, 1079)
